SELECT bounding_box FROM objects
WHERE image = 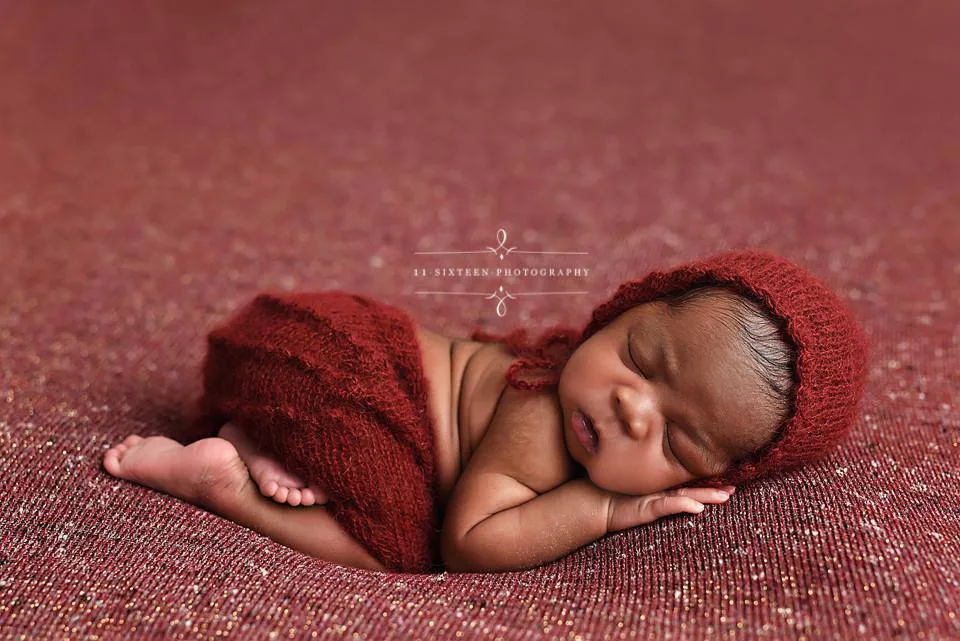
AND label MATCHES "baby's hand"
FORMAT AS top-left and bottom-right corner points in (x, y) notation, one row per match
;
(605, 485), (735, 533)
